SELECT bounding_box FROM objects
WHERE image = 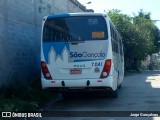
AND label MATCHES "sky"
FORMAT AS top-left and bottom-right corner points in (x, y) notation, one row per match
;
(78, 0), (160, 29)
